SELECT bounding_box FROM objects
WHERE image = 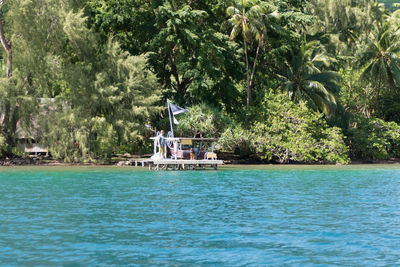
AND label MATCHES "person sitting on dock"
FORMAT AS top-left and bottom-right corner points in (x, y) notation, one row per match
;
(159, 130), (165, 159)
(190, 147), (195, 160)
